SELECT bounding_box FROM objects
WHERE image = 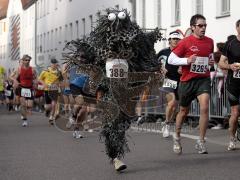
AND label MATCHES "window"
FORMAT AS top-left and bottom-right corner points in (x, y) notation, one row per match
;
(172, 0), (180, 25)
(221, 0), (230, 15)
(46, 0), (50, 15)
(96, 11), (101, 20)
(51, 30), (54, 51)
(89, 15), (93, 31)
(64, 25), (68, 42)
(142, 0), (146, 28)
(75, 20), (79, 39)
(55, 0), (58, 10)
(47, 32), (50, 52)
(43, 33), (46, 52)
(37, 1), (40, 19)
(174, 0), (180, 25)
(55, 28), (58, 50)
(40, 34), (43, 53)
(115, 4), (119, 9)
(157, 0), (161, 27)
(82, 18), (86, 38)
(69, 23), (73, 40)
(195, 0), (203, 14)
(129, 0), (136, 21)
(59, 26), (62, 44)
(217, 0), (230, 17)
